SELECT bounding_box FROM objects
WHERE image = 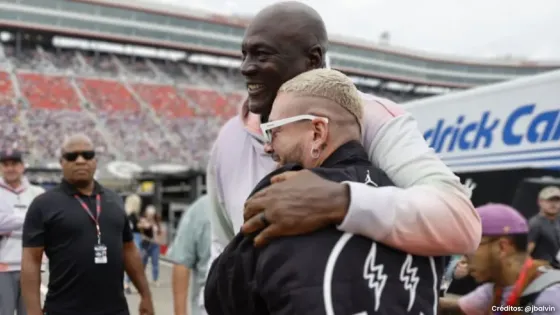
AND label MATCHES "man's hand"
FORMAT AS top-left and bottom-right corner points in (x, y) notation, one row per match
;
(242, 170), (350, 247)
(453, 257), (469, 280)
(139, 295), (155, 315)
